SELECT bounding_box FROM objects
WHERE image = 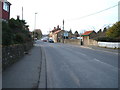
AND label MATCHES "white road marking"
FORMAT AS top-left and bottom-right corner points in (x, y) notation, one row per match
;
(93, 58), (119, 70)
(92, 49), (118, 55)
(71, 45), (118, 55)
(60, 45), (87, 57)
(80, 53), (87, 56)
